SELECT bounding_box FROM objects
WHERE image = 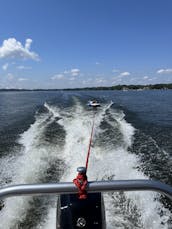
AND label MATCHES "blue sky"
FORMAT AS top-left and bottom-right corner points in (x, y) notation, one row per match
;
(0, 0), (172, 89)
